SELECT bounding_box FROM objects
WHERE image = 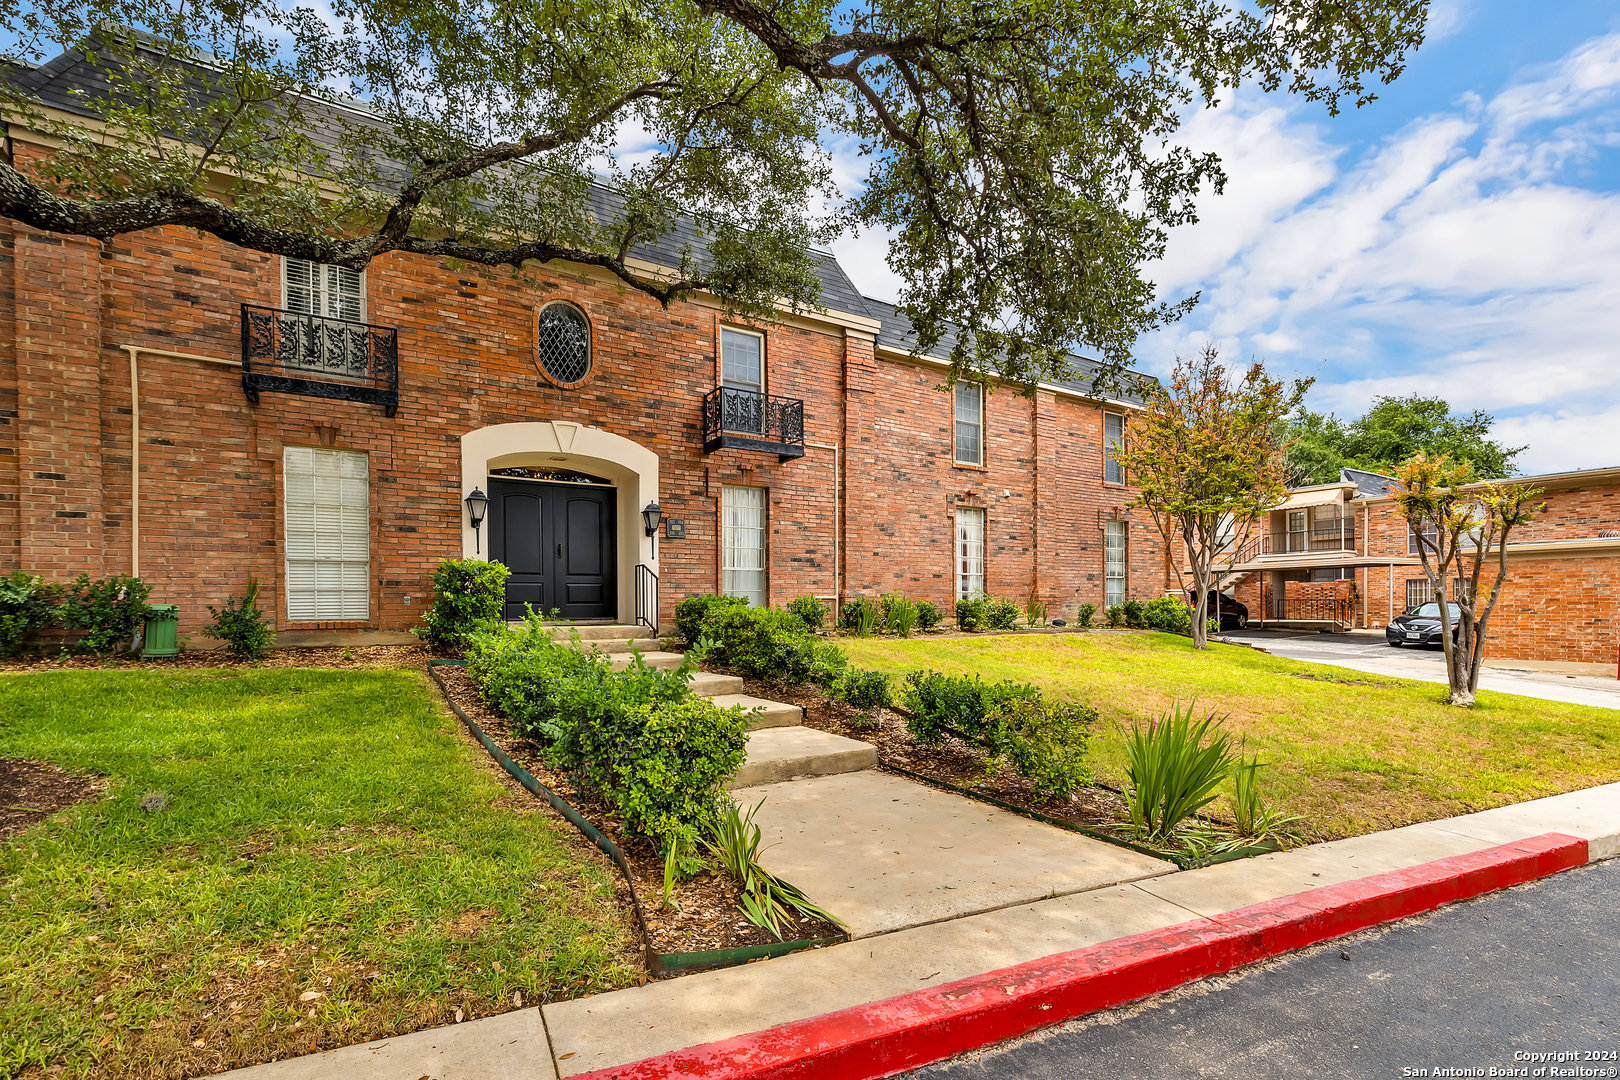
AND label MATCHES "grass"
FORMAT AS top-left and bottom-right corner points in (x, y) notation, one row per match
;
(841, 632), (1620, 840)
(0, 667), (639, 1079)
